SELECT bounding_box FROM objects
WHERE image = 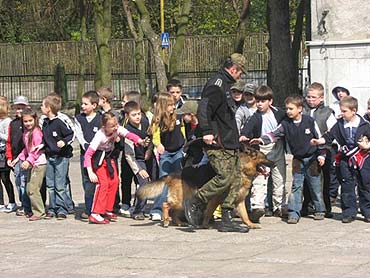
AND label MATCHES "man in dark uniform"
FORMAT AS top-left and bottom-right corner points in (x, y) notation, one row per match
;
(184, 53), (249, 233)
